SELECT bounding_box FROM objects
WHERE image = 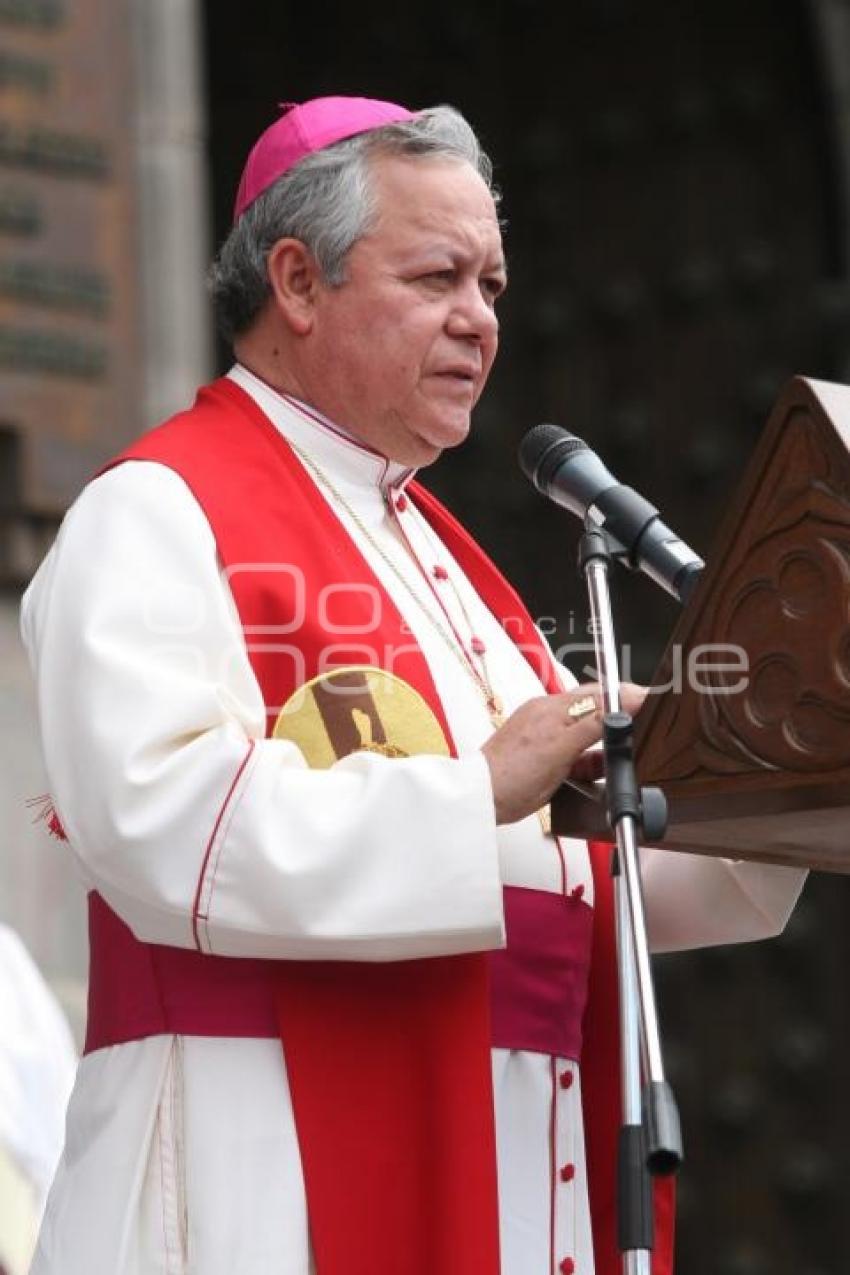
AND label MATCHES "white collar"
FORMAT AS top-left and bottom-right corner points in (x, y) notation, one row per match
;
(228, 364), (416, 497)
